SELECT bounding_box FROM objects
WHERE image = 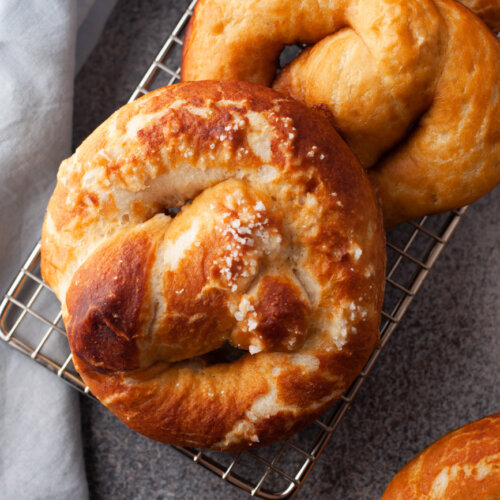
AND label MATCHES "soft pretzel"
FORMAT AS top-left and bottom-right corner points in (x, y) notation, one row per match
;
(182, 0), (500, 227)
(460, 0), (500, 30)
(41, 81), (385, 450)
(382, 413), (500, 499)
